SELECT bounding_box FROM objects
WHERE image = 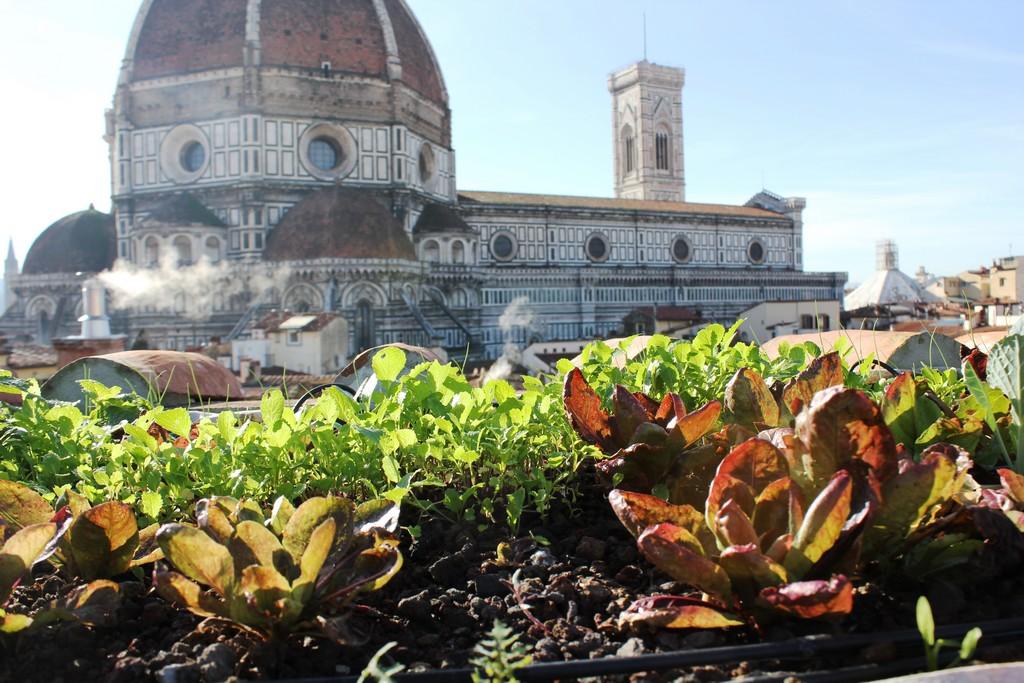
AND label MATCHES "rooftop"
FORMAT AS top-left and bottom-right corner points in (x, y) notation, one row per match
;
(458, 191), (786, 219)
